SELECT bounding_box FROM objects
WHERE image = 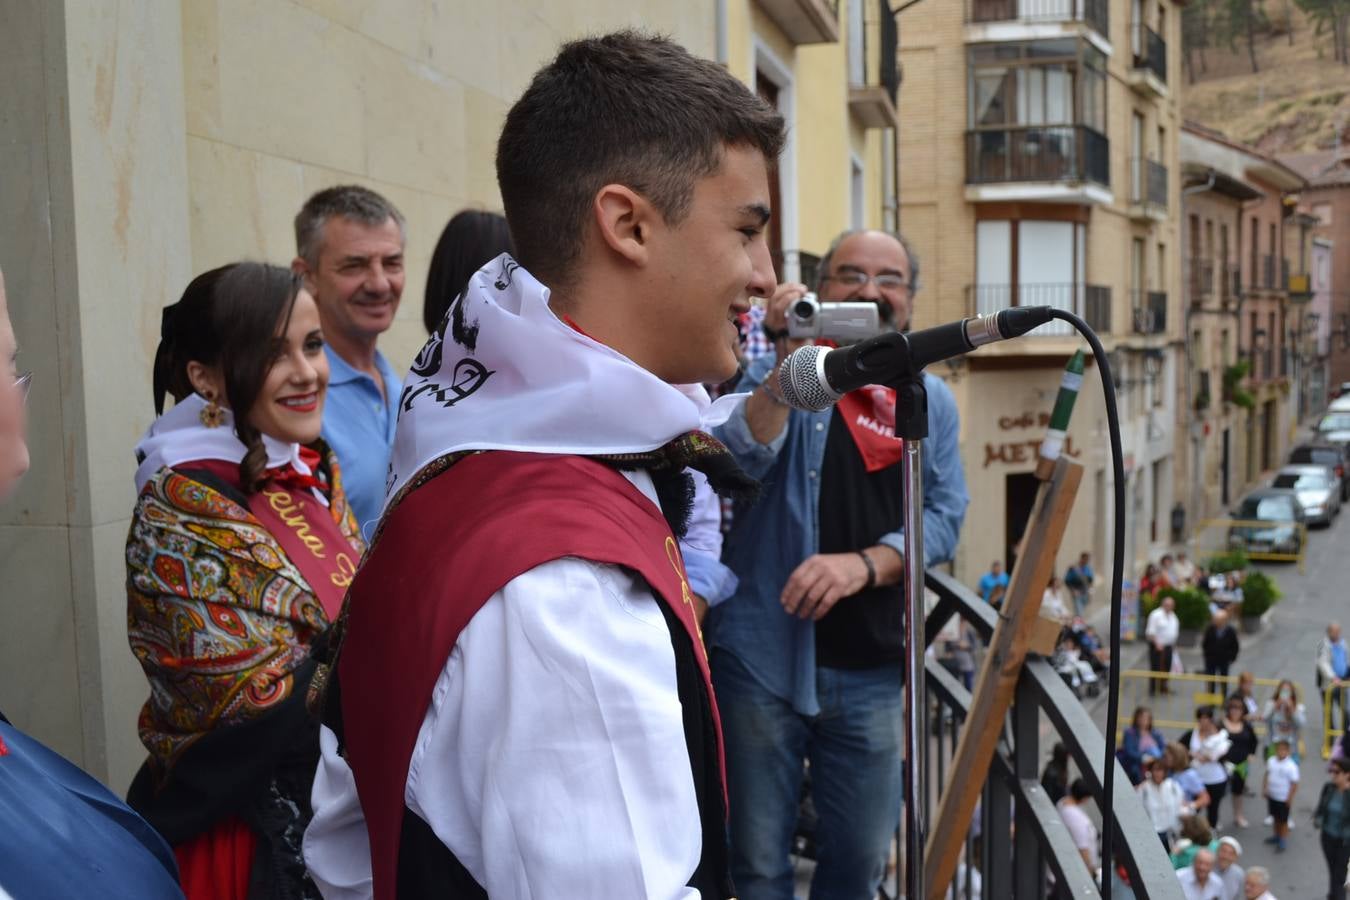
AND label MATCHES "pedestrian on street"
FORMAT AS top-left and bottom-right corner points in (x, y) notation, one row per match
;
(1242, 865), (1277, 899)
(1222, 697), (1258, 829)
(1313, 757), (1350, 900)
(1147, 595), (1180, 696)
(1042, 574), (1071, 623)
(978, 559), (1008, 604)
(1121, 706), (1167, 785)
(1176, 847), (1224, 899)
(1188, 706), (1233, 830)
(1056, 779), (1100, 876)
(1231, 671), (1260, 720)
(1214, 836), (1244, 900)
(1138, 755), (1189, 848)
(1263, 680), (1307, 763)
(1316, 622), (1350, 735)
(1065, 551), (1095, 618)
(1262, 736), (1300, 853)
(1203, 610), (1241, 694)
